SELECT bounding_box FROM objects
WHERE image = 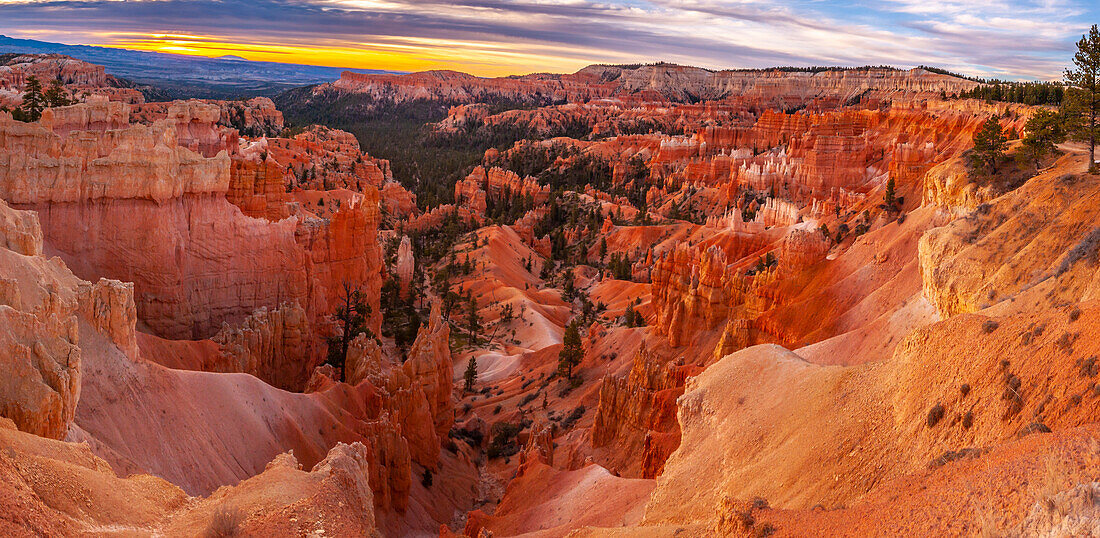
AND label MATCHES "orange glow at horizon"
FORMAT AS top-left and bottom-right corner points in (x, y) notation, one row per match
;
(98, 33), (595, 77)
